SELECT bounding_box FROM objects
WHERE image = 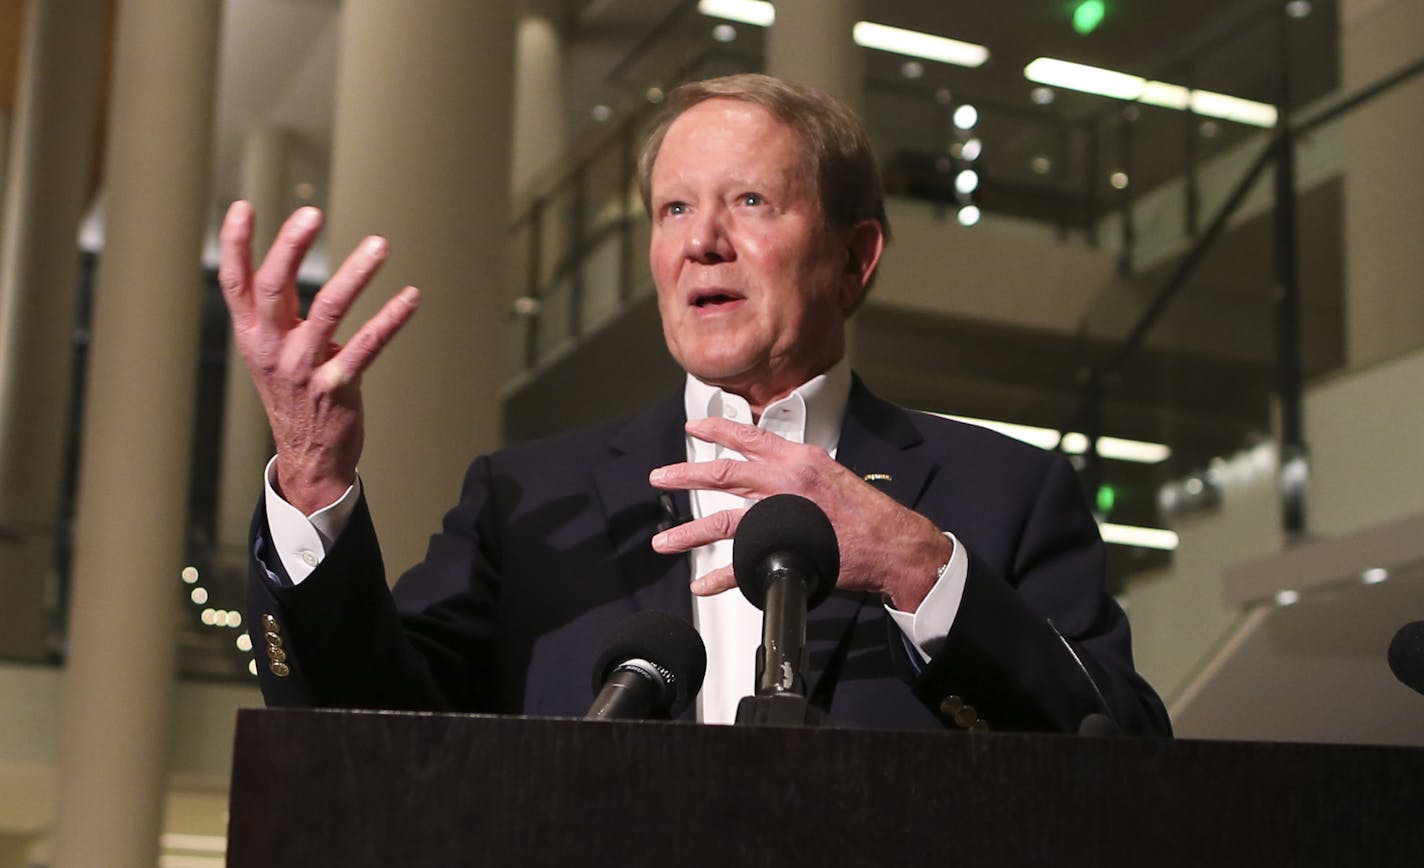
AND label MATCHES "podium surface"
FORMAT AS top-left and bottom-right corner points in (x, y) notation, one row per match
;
(229, 707), (1423, 867)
